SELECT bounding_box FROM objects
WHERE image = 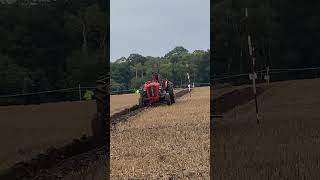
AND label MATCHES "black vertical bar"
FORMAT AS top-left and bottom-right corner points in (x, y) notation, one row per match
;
(105, 0), (110, 178)
(210, 0), (215, 178)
